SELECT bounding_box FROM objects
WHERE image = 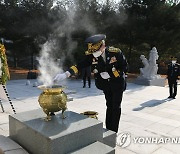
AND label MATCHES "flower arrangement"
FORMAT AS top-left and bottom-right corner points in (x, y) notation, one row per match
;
(0, 43), (10, 84)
